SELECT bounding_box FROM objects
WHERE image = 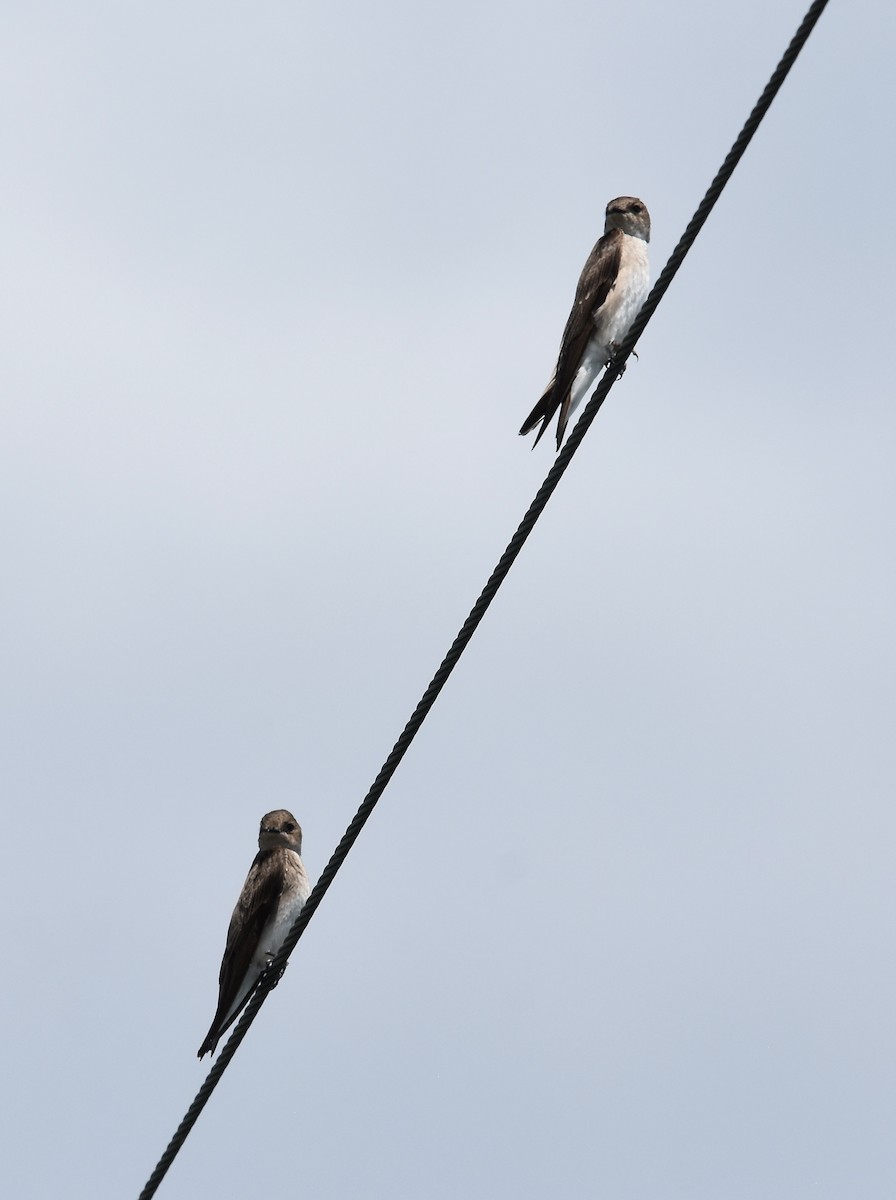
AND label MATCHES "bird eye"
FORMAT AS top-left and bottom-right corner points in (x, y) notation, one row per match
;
(284, 822), (296, 832)
(631, 203), (642, 213)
